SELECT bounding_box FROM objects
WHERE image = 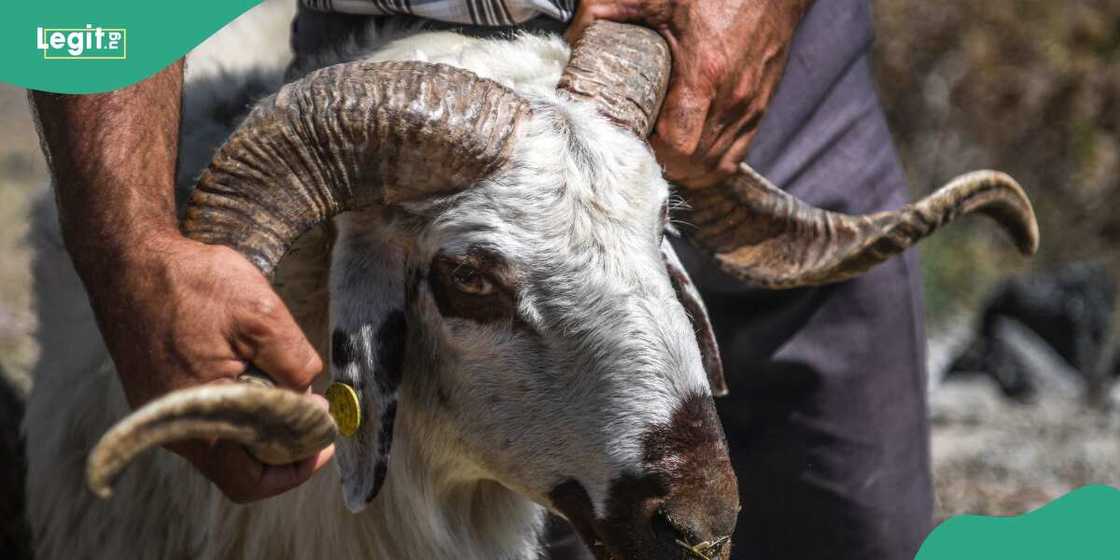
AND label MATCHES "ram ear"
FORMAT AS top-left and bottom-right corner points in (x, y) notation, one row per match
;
(661, 238), (728, 397)
(328, 221), (409, 512)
